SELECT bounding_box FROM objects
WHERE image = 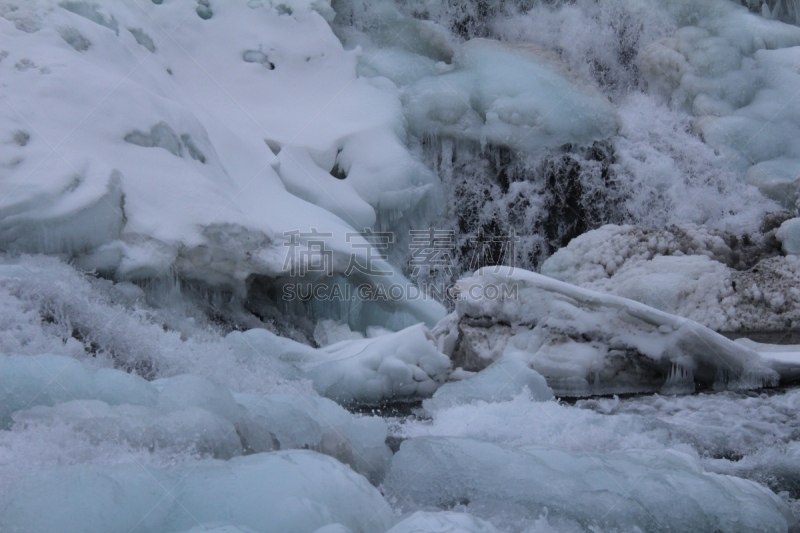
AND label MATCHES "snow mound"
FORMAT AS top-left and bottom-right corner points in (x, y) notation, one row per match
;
(404, 38), (619, 153)
(439, 266), (780, 397)
(0, 450), (394, 533)
(385, 436), (798, 532)
(423, 353), (553, 412)
(306, 324), (450, 406)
